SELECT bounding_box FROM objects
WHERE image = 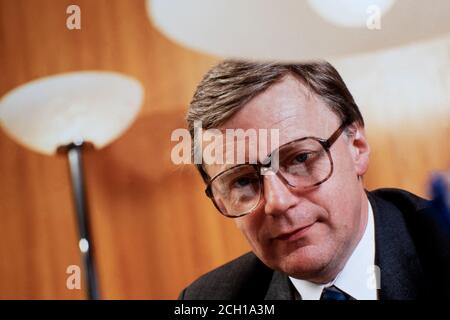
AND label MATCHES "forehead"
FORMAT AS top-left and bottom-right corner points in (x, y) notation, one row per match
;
(204, 74), (340, 177)
(221, 74), (340, 141)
